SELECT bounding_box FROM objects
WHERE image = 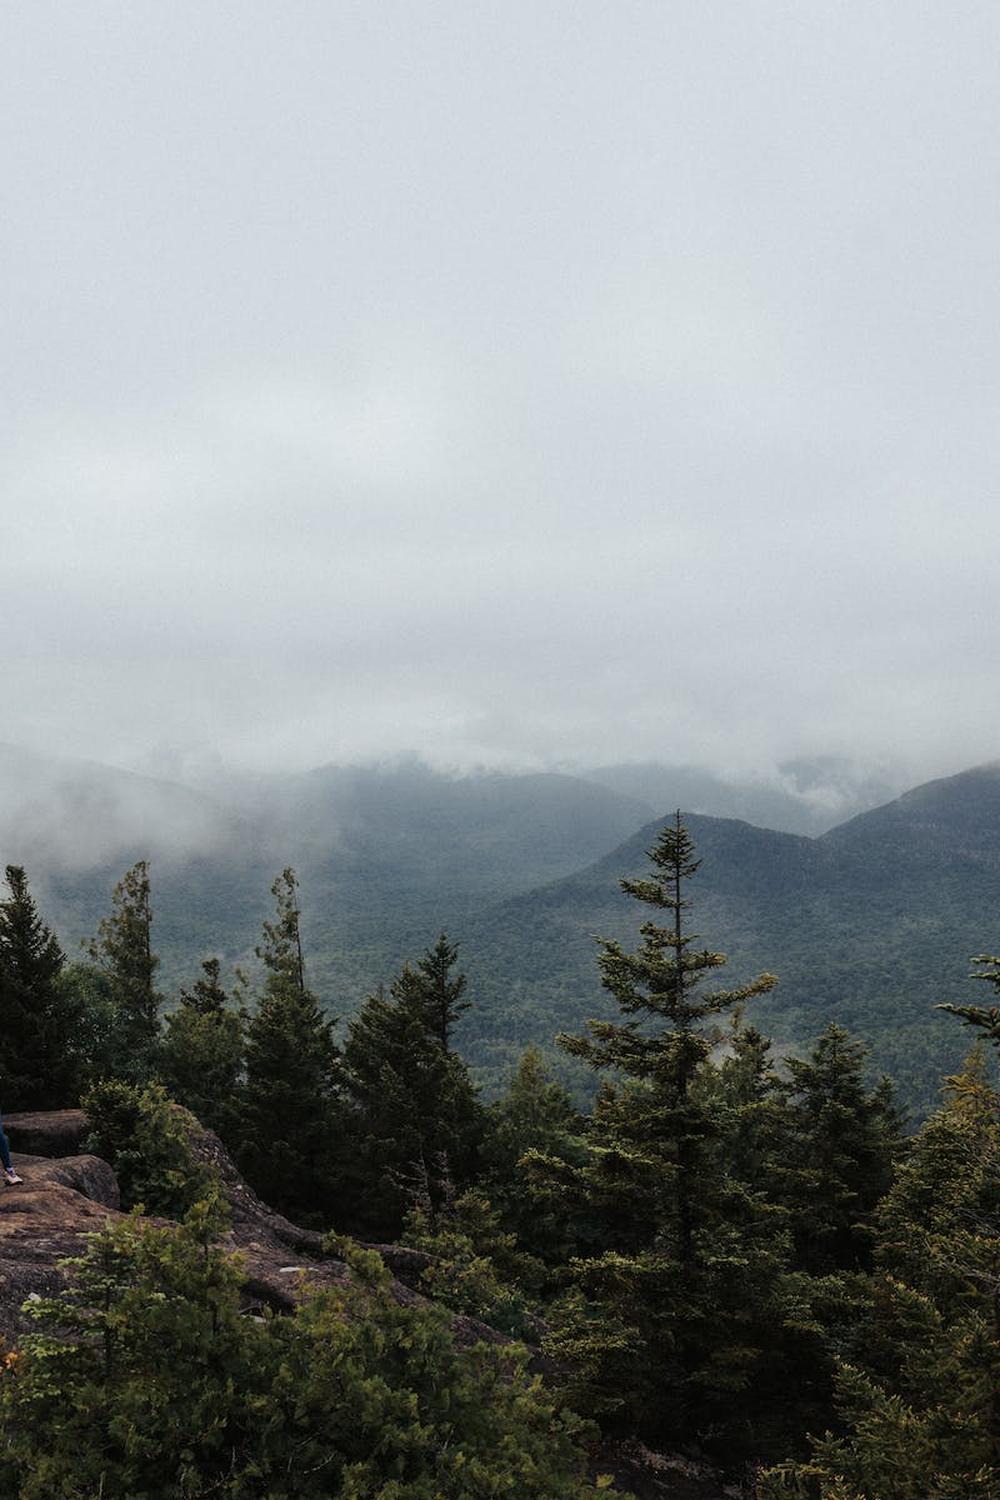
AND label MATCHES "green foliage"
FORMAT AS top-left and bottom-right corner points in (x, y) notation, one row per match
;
(0, 1202), (249, 1500)
(0, 1211), (619, 1499)
(708, 1015), (788, 1194)
(487, 1045), (581, 1161)
(402, 930), (472, 1048)
(236, 869), (341, 1226)
(530, 817), (796, 1464)
(777, 1025), (903, 1274)
(83, 1079), (219, 1218)
(556, 814), (778, 1262)
(401, 1188), (542, 1337)
(86, 860), (162, 1081)
(480, 1045), (587, 1268)
(761, 1049), (1000, 1498)
(0, 864), (78, 1108)
(55, 960), (121, 1091)
(340, 936), (483, 1239)
(267, 1239), (613, 1499)
(160, 957), (244, 1141)
(937, 950), (1000, 1052)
